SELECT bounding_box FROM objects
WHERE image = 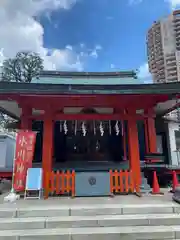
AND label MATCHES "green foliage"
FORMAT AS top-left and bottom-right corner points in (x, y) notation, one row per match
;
(2, 51), (44, 82)
(0, 113), (16, 133)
